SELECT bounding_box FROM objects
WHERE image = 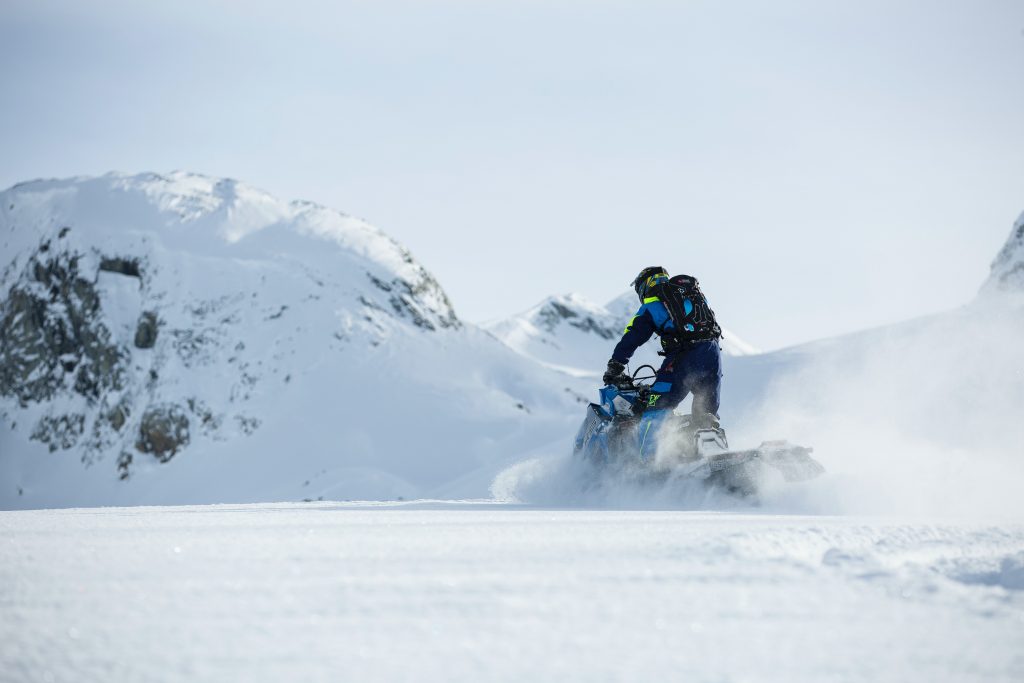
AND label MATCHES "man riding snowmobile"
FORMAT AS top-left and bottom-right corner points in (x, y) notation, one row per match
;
(602, 266), (723, 460)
